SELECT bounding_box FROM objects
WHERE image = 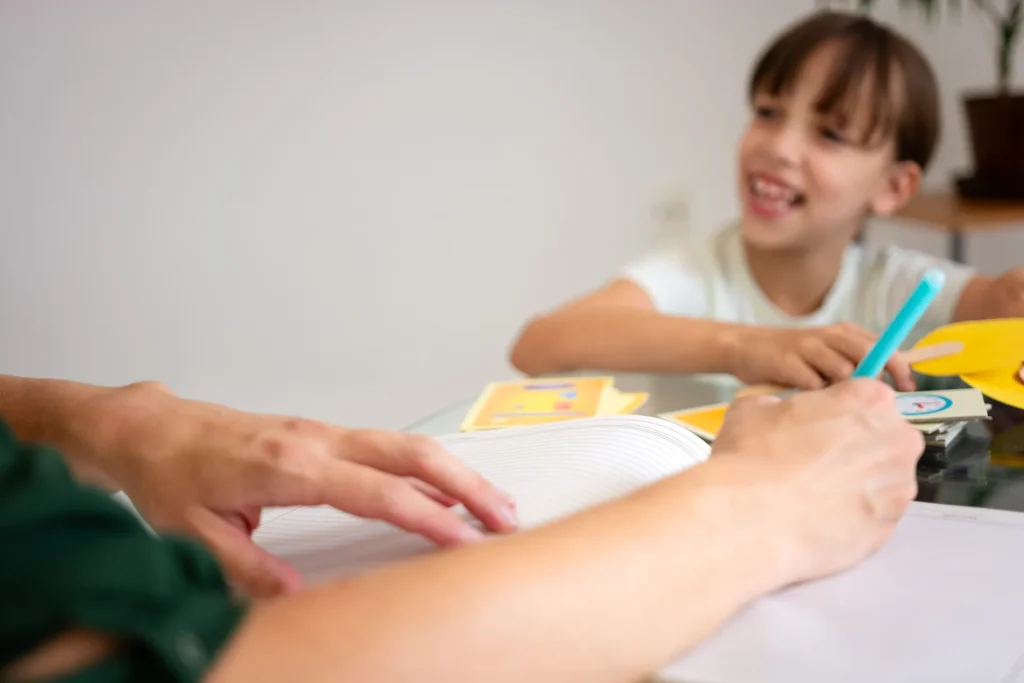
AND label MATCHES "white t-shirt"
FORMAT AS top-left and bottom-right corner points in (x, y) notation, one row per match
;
(621, 222), (975, 345)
